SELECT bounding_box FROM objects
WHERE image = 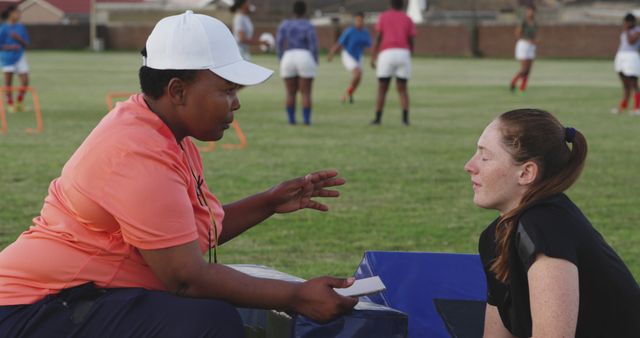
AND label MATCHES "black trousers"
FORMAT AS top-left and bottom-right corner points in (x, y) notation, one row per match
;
(0, 283), (245, 338)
